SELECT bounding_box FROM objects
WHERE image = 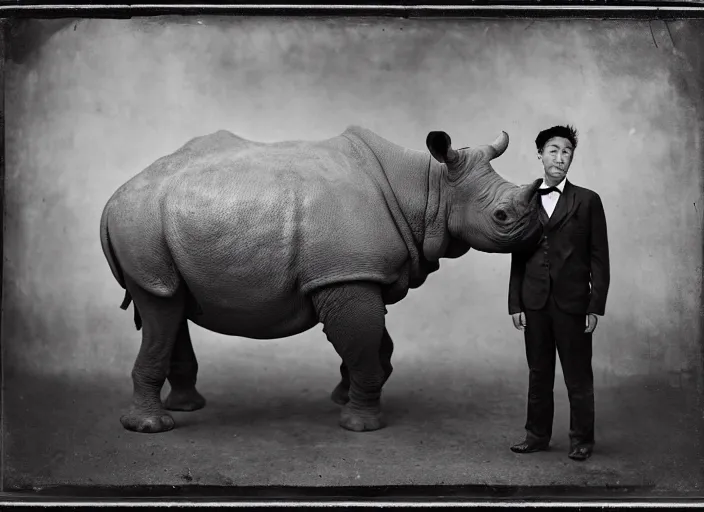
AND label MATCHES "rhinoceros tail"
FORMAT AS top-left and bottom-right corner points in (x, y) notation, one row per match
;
(120, 291), (131, 309)
(100, 202), (143, 331)
(119, 290), (142, 331)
